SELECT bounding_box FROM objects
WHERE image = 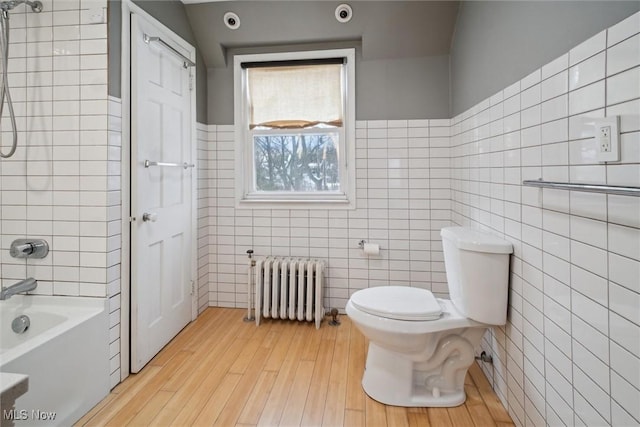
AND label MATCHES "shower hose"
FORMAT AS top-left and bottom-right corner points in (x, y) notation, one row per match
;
(0, 9), (18, 158)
